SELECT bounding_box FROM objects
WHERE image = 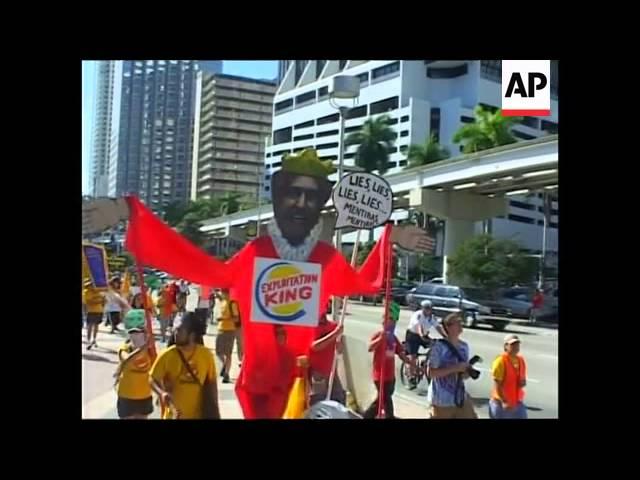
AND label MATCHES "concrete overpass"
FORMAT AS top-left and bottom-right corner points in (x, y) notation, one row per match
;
(199, 135), (558, 281)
